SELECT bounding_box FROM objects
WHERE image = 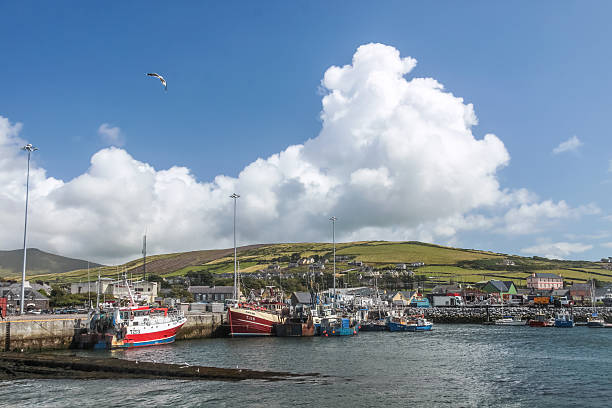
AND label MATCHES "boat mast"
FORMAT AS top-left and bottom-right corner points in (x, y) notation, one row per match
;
(330, 216), (337, 308)
(142, 233), (147, 282)
(124, 273), (136, 306)
(230, 193), (240, 303)
(87, 261), (91, 308)
(96, 268), (100, 308)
